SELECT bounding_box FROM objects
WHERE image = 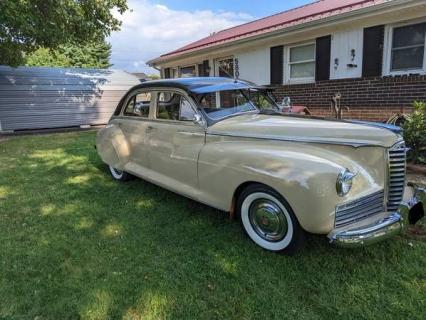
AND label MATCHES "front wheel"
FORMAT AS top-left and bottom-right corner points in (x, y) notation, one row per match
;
(108, 165), (132, 182)
(237, 184), (305, 254)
